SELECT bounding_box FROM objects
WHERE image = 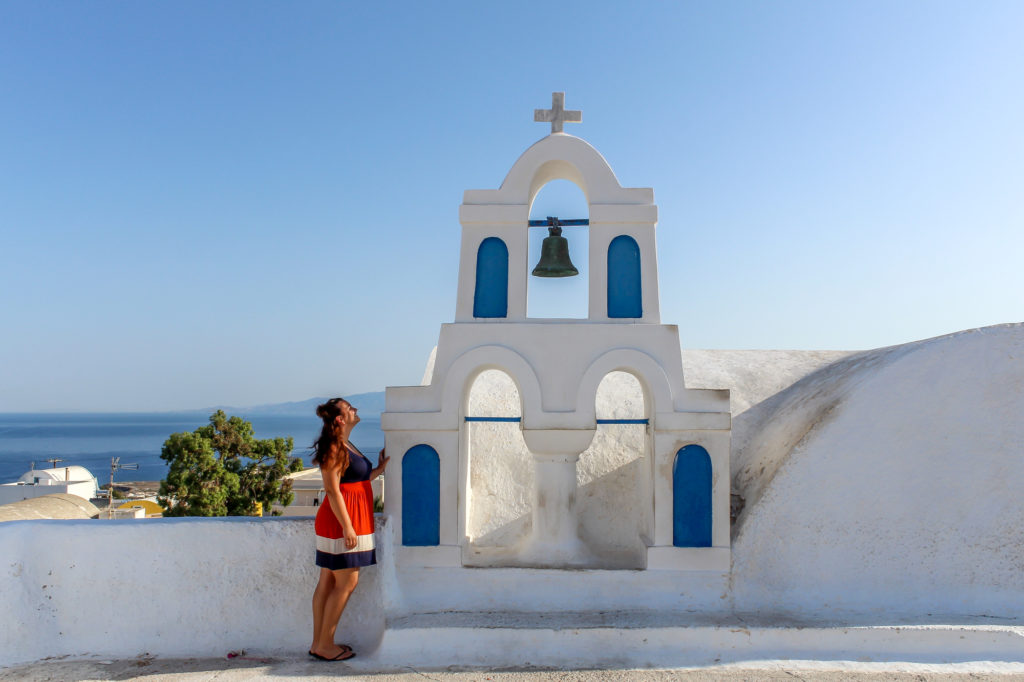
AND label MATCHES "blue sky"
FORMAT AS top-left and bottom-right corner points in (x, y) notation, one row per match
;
(1, 1), (1021, 411)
